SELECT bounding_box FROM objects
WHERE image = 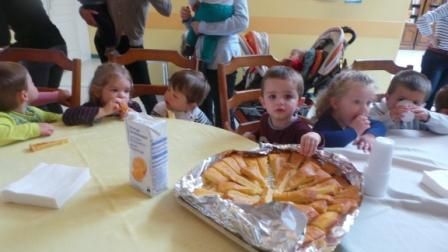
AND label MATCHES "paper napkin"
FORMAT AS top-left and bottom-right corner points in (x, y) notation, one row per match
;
(1, 163), (90, 208)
